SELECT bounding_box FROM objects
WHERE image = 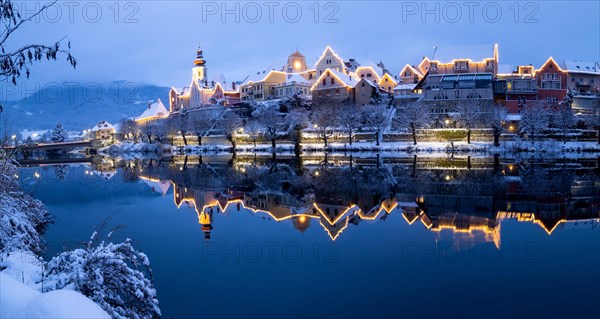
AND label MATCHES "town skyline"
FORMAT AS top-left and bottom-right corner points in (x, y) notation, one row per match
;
(9, 0), (599, 96)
